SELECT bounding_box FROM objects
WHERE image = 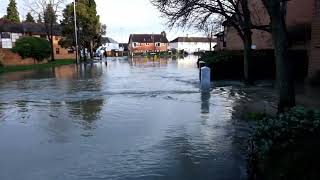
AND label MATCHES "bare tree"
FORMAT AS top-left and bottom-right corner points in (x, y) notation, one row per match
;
(152, 0), (271, 84)
(197, 17), (224, 51)
(260, 0), (295, 112)
(24, 0), (65, 61)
